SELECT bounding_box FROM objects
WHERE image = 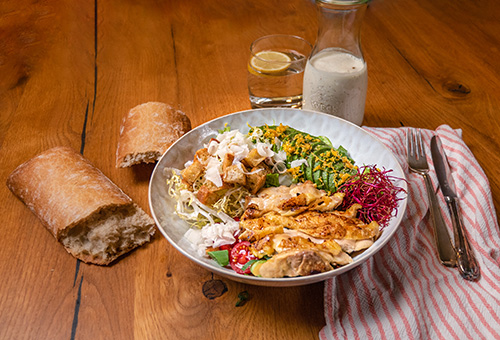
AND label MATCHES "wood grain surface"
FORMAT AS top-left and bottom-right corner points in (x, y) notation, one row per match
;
(1, 0), (499, 339)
